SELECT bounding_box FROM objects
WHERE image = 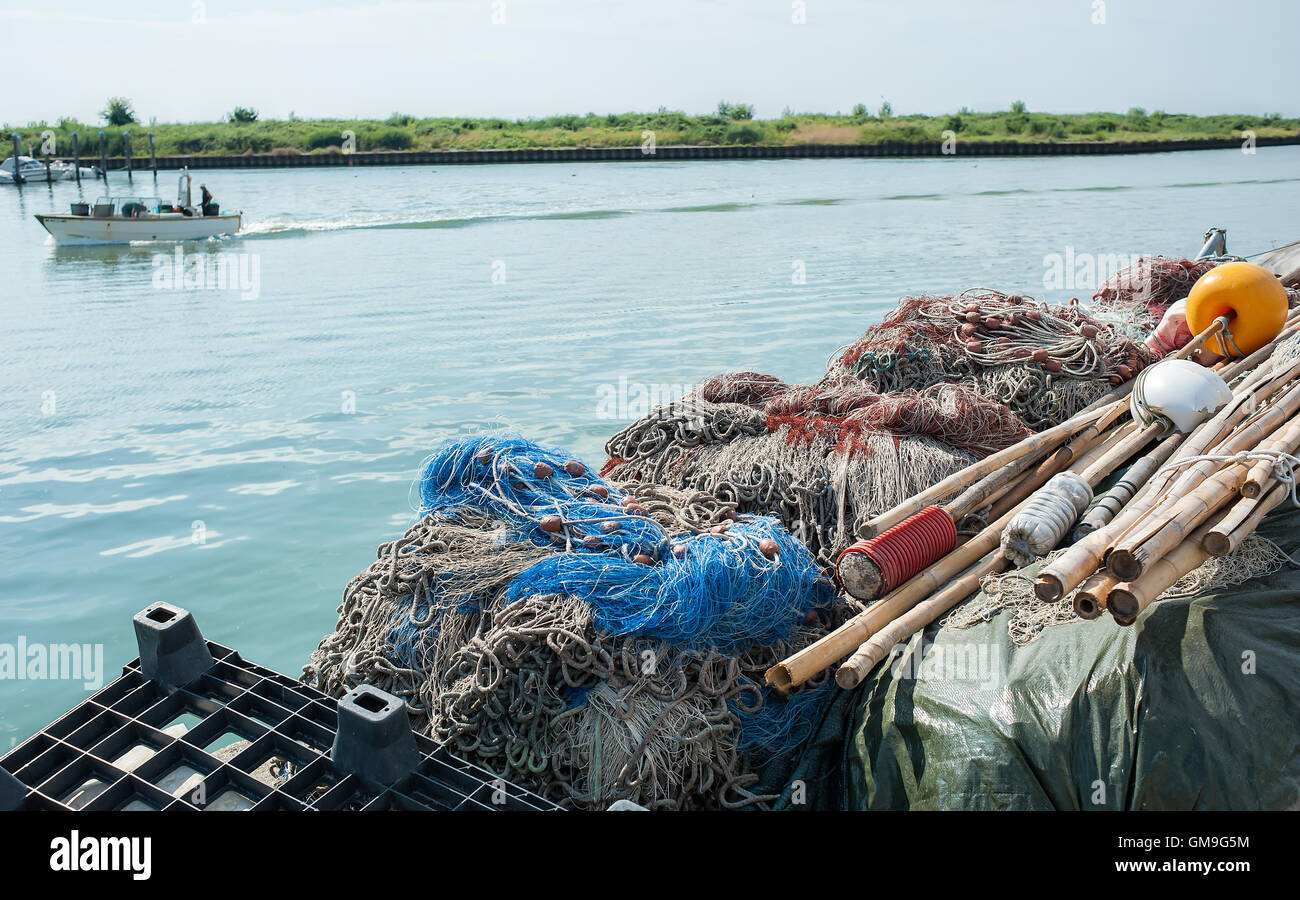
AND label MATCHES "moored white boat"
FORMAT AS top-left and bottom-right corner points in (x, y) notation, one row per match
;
(1, 156), (97, 183)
